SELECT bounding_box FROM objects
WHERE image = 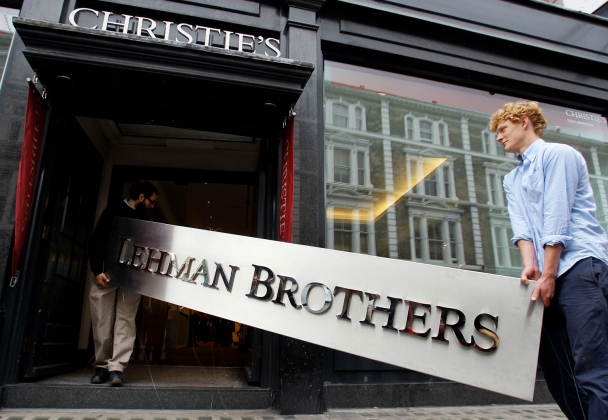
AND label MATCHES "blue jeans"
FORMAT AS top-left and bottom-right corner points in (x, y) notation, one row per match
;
(539, 257), (608, 420)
